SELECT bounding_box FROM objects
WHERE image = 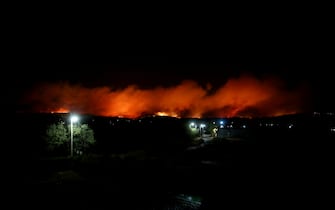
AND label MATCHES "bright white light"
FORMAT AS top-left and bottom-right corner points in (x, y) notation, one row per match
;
(71, 115), (79, 123)
(70, 114), (79, 157)
(242, 125), (246, 128)
(190, 122), (195, 127)
(220, 121), (224, 125)
(200, 124), (206, 128)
